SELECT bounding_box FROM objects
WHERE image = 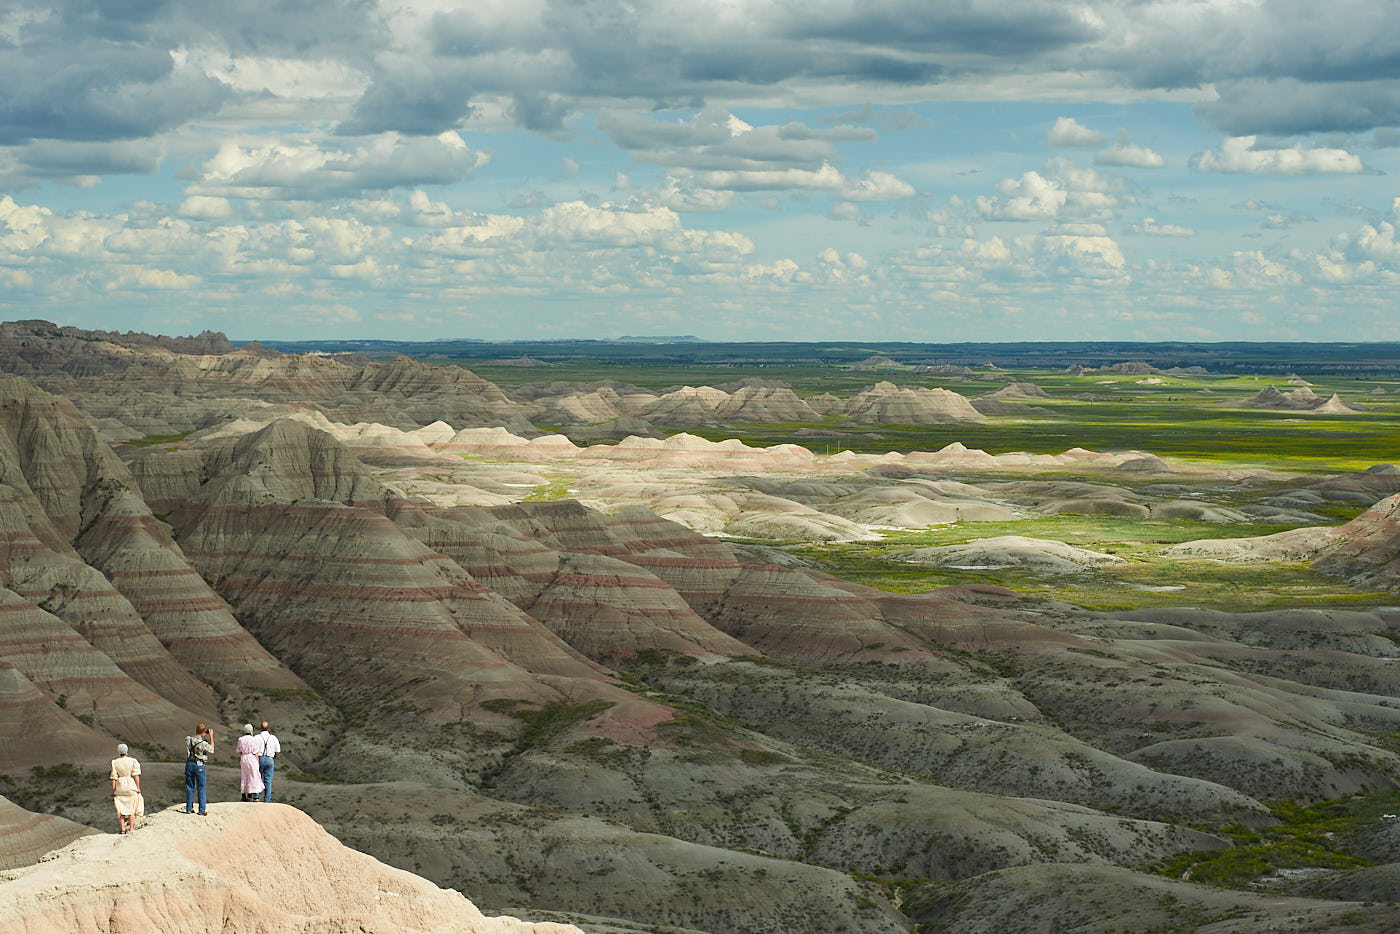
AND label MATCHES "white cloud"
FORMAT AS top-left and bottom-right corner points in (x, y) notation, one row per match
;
(1129, 217), (1196, 237)
(1047, 117), (1106, 148)
(1347, 221), (1400, 263)
(188, 131), (490, 199)
(405, 190), (459, 227)
(692, 162), (914, 202)
(697, 162), (844, 192)
(1038, 233), (1126, 275)
(1189, 137), (1364, 175)
(104, 266), (201, 290)
(976, 170), (1067, 220)
(839, 170), (916, 202)
(187, 48), (368, 100)
(178, 196), (234, 220)
(976, 157), (1130, 222)
(1095, 133), (1165, 168)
